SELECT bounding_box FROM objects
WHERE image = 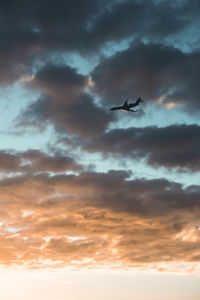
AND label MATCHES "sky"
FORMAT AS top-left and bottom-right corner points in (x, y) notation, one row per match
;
(0, 0), (200, 299)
